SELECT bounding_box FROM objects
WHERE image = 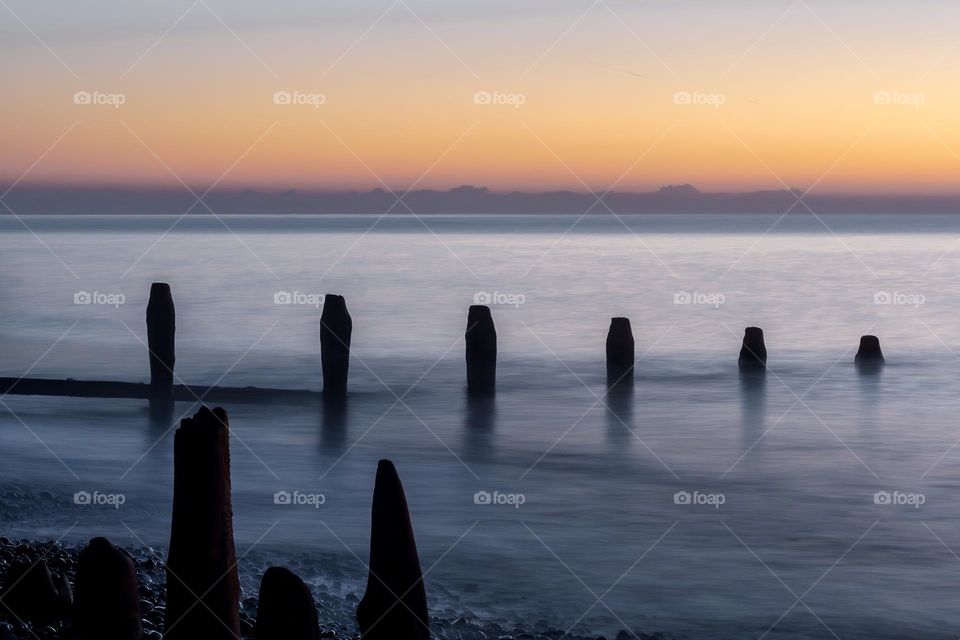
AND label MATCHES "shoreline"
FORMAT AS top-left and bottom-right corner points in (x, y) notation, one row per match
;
(0, 538), (648, 640)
